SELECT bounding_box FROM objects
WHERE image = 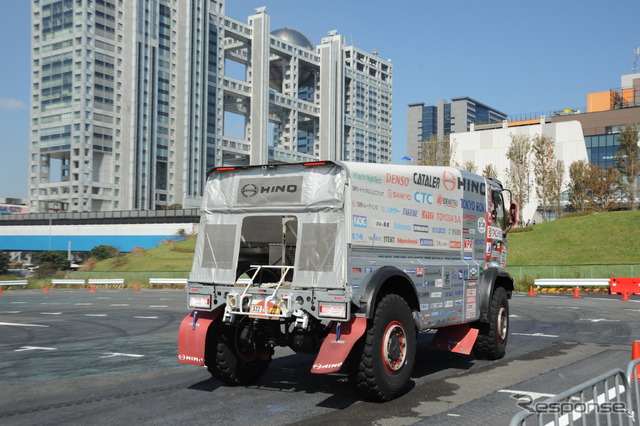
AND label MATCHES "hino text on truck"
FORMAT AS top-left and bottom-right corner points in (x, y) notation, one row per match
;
(178, 161), (518, 401)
